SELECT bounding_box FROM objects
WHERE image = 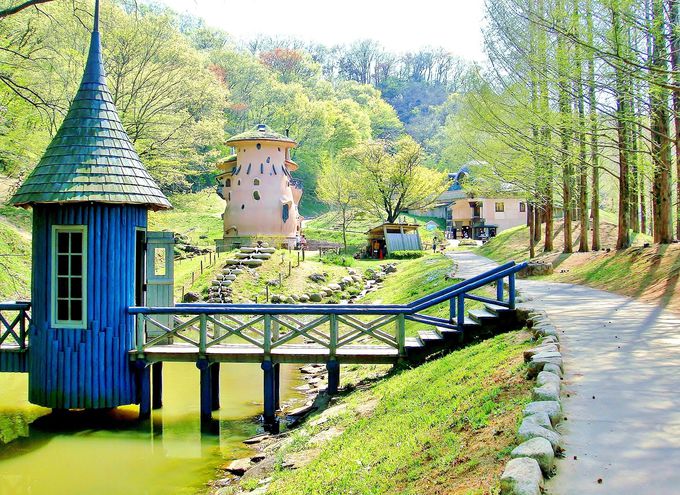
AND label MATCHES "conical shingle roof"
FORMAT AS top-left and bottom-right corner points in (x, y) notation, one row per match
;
(10, 0), (171, 211)
(226, 124), (296, 147)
